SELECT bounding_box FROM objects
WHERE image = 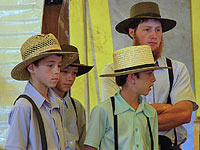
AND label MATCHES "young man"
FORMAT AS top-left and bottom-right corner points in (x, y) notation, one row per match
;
(101, 2), (198, 149)
(84, 45), (169, 150)
(51, 44), (93, 150)
(5, 33), (78, 150)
